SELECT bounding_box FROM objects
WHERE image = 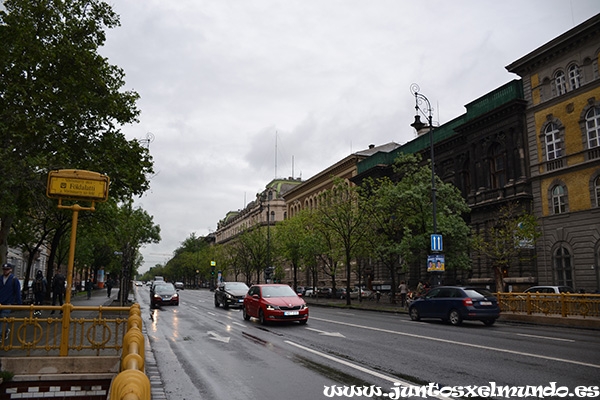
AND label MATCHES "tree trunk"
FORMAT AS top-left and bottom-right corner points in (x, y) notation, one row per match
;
(0, 215), (14, 266)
